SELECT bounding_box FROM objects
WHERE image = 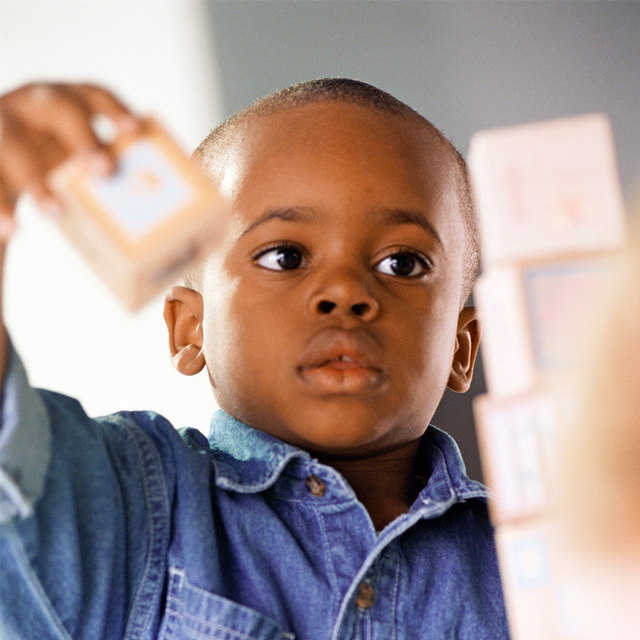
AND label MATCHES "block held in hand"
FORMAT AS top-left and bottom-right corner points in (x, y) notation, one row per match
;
(49, 118), (224, 311)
